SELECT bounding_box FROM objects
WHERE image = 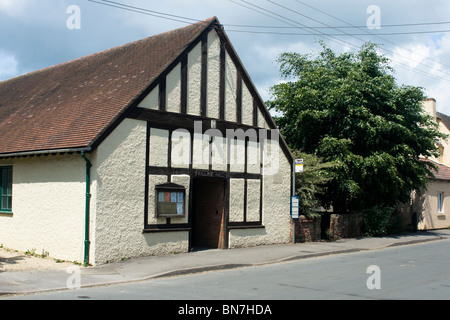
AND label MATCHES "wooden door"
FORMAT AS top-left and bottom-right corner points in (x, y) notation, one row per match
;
(192, 177), (226, 249)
